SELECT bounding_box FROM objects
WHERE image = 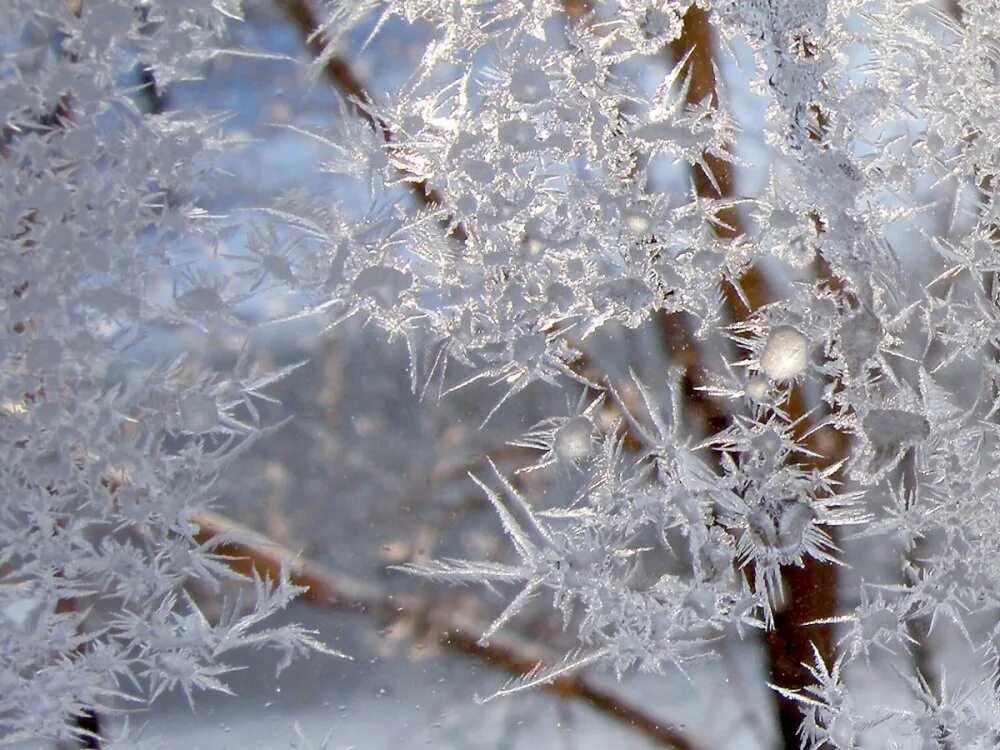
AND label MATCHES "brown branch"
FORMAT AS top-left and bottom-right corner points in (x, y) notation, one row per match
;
(648, 6), (770, 442)
(667, 10), (847, 749)
(276, 0), (466, 242)
(193, 510), (703, 750)
(276, 1), (377, 125)
(666, 6), (769, 316)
